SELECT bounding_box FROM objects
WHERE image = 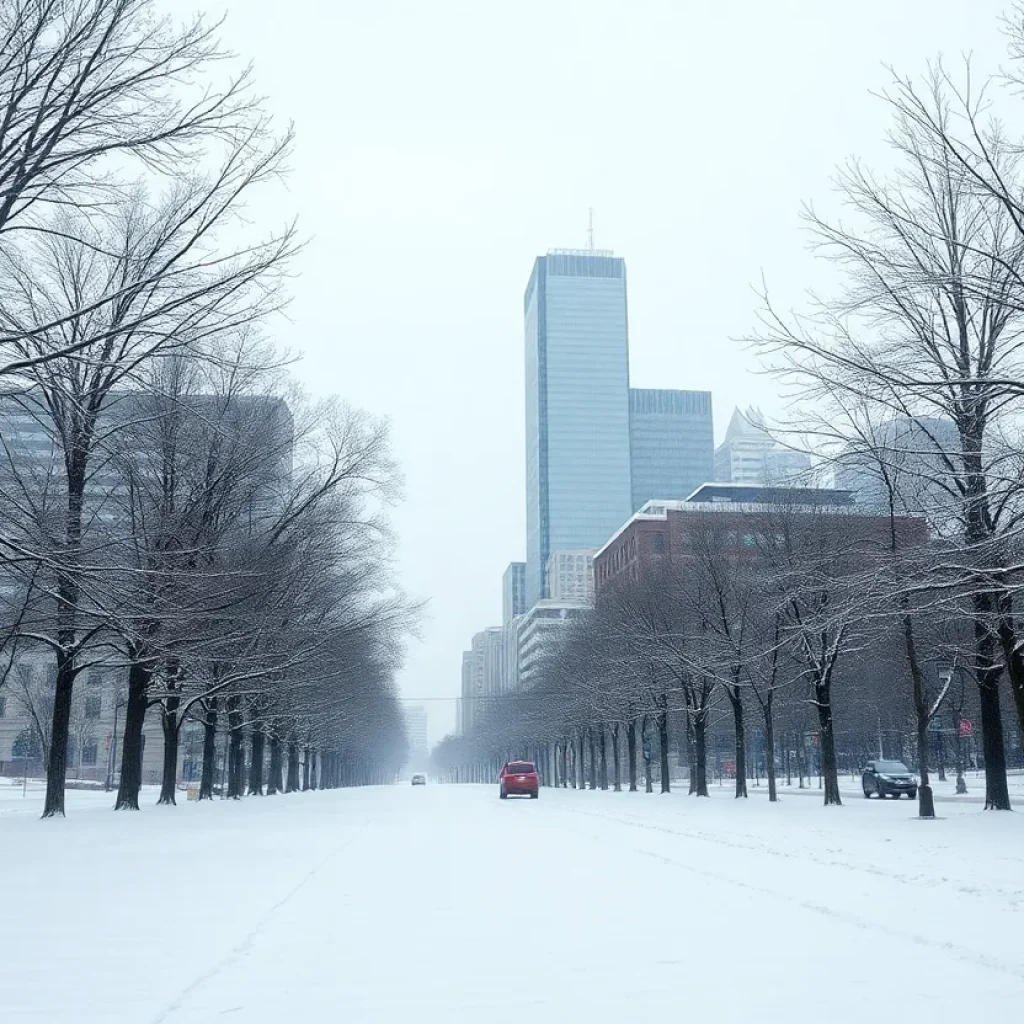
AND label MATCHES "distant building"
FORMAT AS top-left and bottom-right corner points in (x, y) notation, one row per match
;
(629, 388), (714, 510)
(517, 599), (589, 688)
(0, 391), (294, 785)
(0, 654), (180, 785)
(524, 249), (633, 605)
(546, 549), (595, 604)
(502, 615), (522, 694)
(827, 416), (960, 526)
(714, 406), (811, 486)
(594, 489), (923, 595)
(459, 650), (481, 735)
(403, 705), (429, 770)
(502, 562), (527, 625)
(475, 627), (504, 696)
